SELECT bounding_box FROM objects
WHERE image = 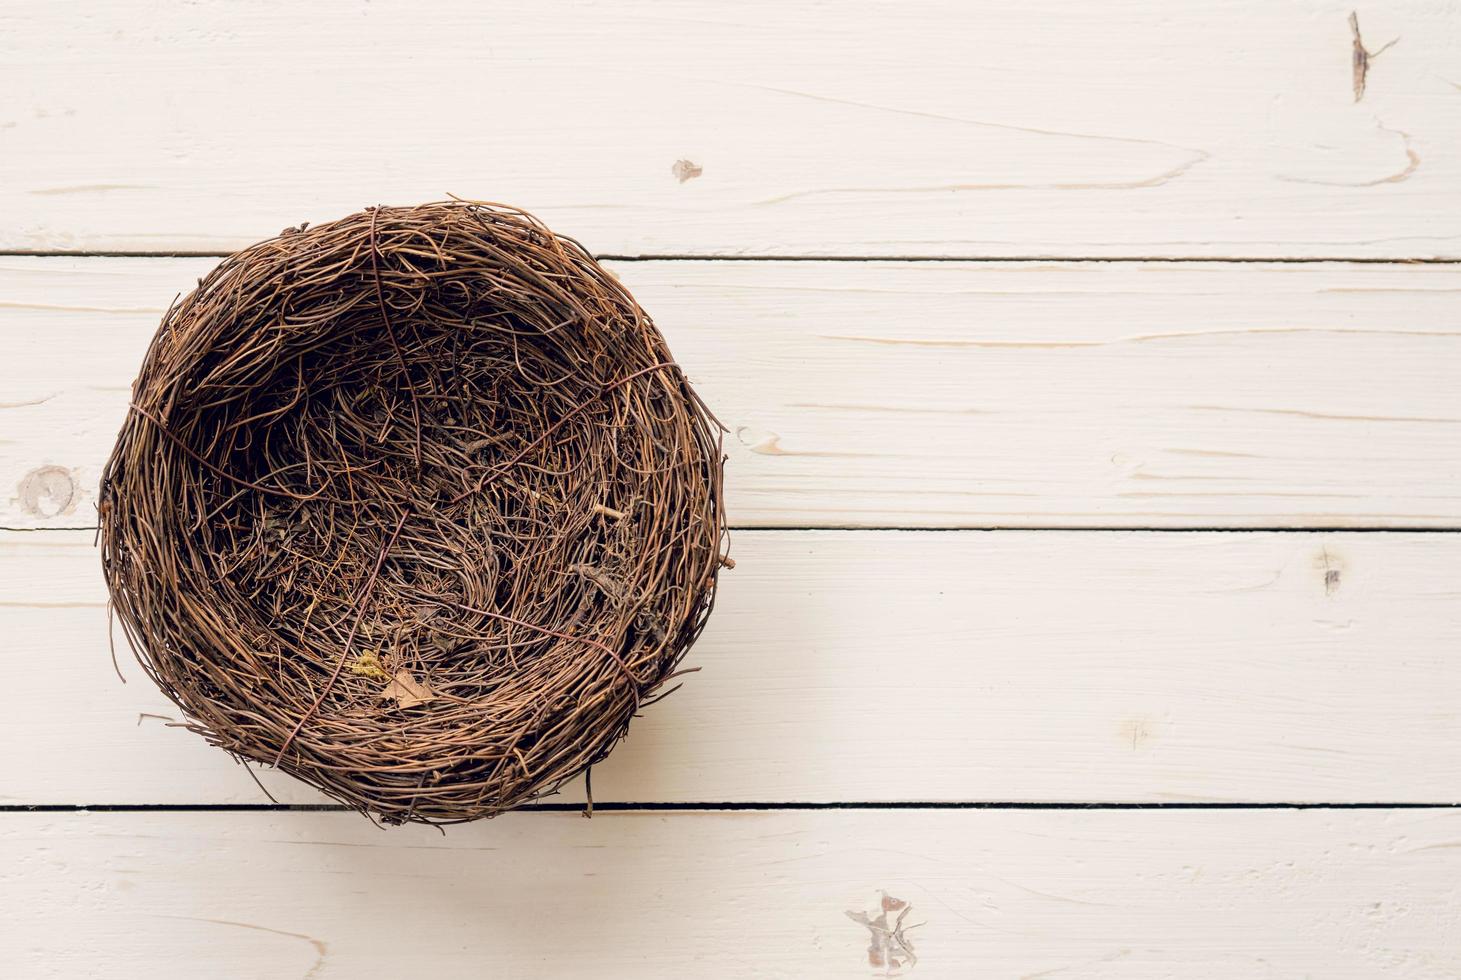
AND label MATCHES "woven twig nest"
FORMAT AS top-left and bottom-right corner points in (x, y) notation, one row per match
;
(99, 201), (728, 825)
